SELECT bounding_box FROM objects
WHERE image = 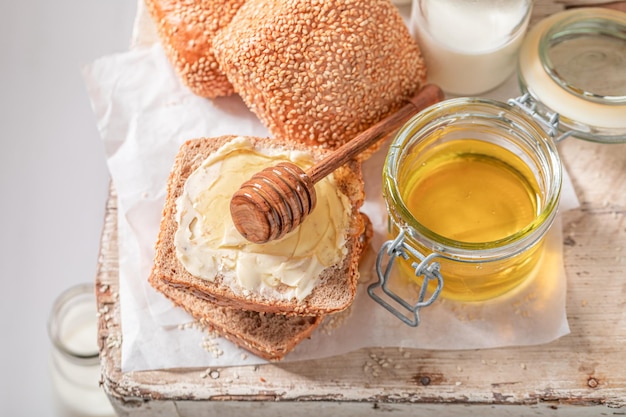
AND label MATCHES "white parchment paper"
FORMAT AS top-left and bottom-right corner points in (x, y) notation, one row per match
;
(83, 33), (578, 373)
